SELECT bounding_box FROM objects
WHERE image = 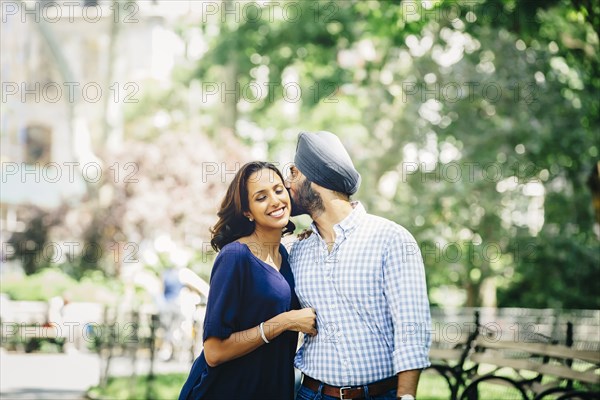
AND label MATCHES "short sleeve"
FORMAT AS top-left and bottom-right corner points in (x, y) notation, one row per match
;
(202, 245), (246, 341)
